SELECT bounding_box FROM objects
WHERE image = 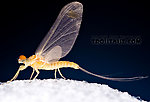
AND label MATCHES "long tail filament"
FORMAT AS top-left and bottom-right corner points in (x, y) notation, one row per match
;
(79, 67), (148, 81)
